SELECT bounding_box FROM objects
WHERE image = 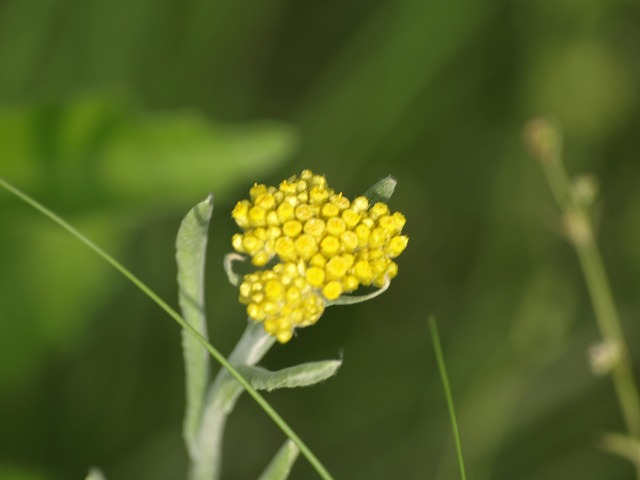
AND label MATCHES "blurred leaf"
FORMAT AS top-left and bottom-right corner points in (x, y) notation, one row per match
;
(0, 95), (297, 208)
(237, 359), (342, 392)
(0, 94), (295, 391)
(176, 195), (214, 454)
(257, 440), (299, 480)
(100, 113), (297, 207)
